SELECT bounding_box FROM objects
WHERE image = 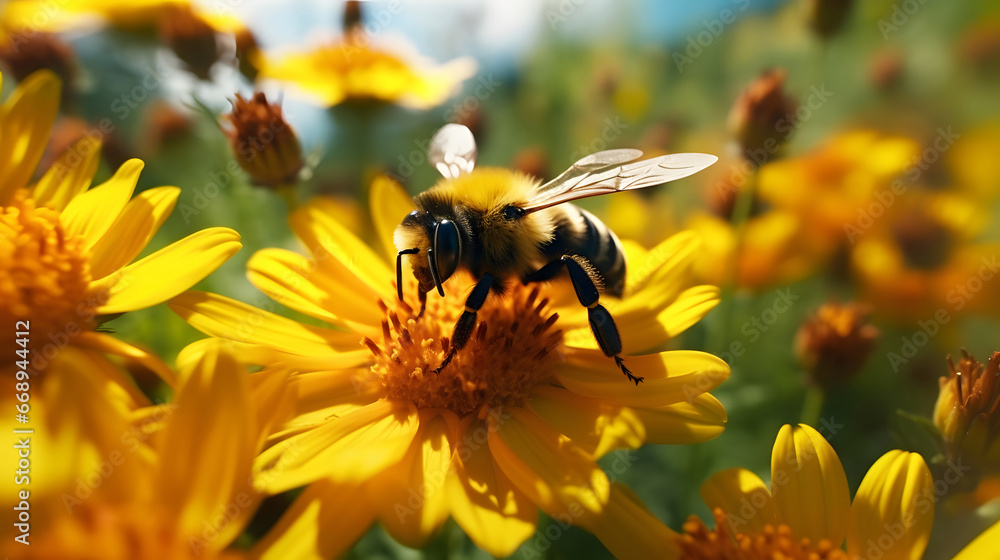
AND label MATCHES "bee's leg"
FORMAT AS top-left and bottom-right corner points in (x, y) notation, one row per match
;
(417, 289), (428, 318)
(396, 248), (419, 301)
(433, 273), (497, 374)
(529, 256), (643, 385)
